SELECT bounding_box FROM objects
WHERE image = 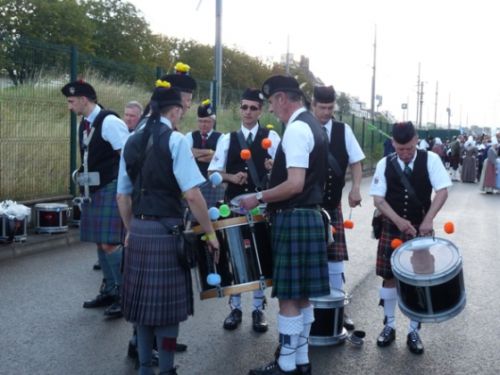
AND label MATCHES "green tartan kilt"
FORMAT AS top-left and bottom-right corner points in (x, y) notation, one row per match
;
(271, 209), (330, 300)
